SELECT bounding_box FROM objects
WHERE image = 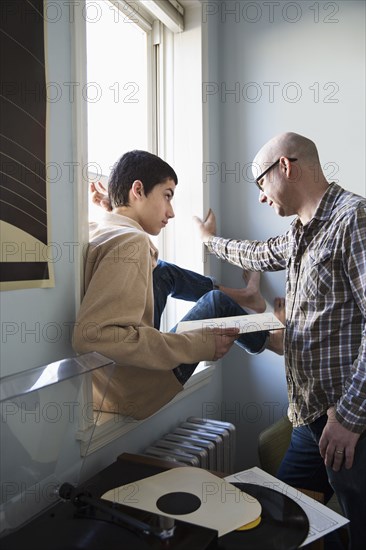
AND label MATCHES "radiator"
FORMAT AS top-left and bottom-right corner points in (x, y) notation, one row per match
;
(143, 417), (236, 474)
